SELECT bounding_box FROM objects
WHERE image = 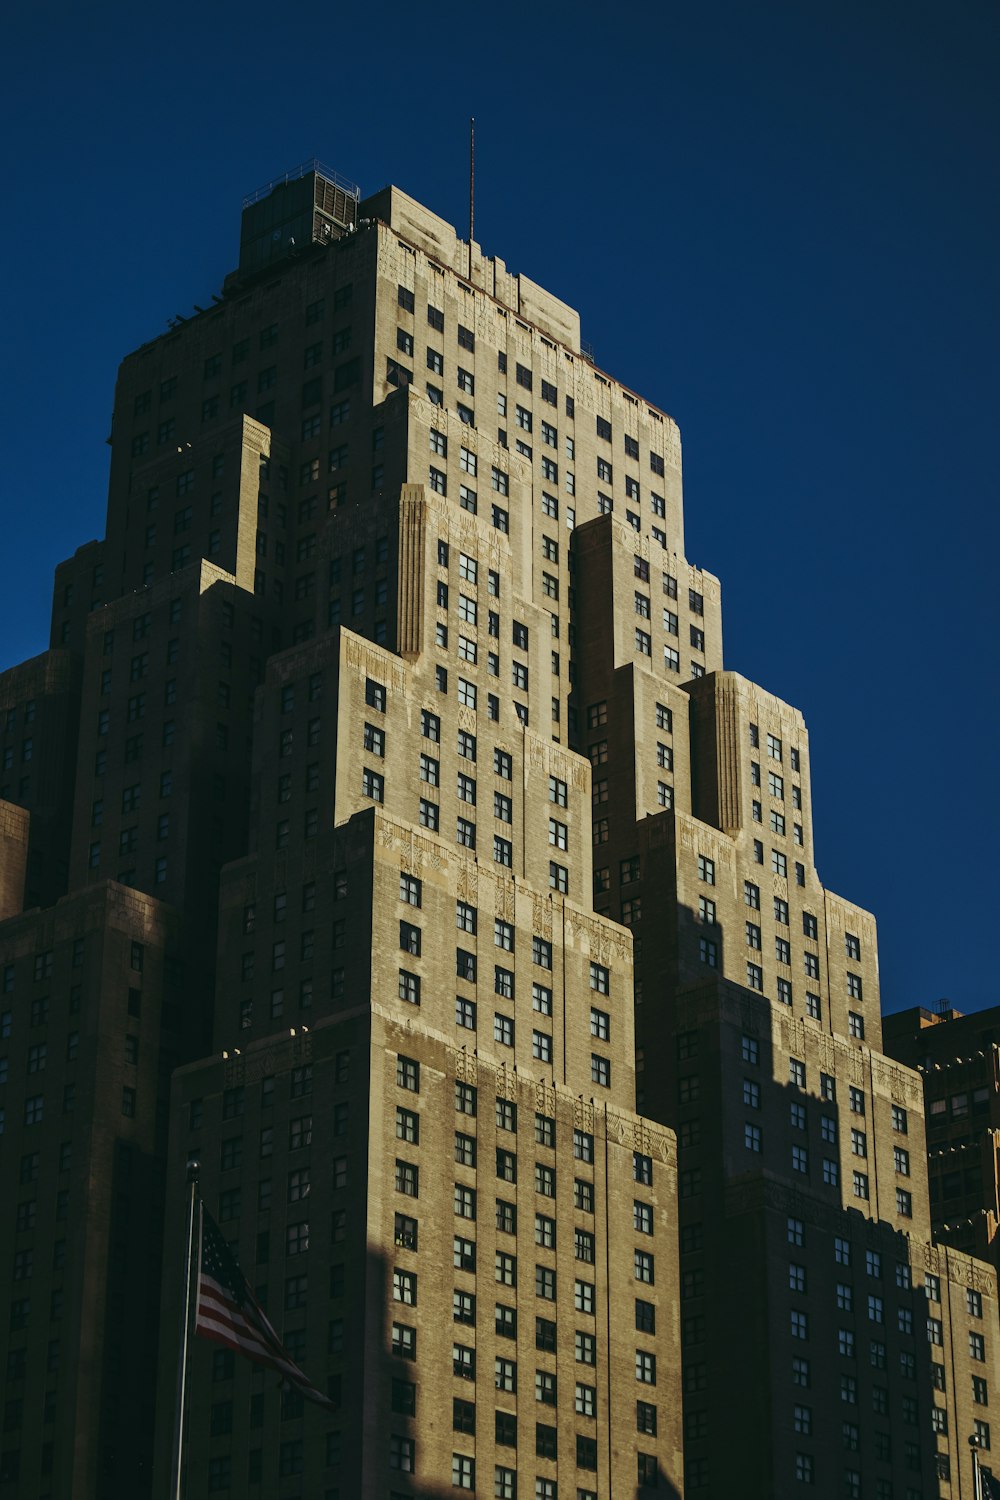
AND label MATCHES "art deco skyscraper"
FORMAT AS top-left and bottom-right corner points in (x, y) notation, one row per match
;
(0, 160), (996, 1500)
